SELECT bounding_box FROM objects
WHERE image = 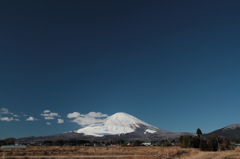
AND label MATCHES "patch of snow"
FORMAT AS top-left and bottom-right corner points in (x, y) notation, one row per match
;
(223, 124), (240, 130)
(76, 112), (158, 137)
(144, 129), (157, 134)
